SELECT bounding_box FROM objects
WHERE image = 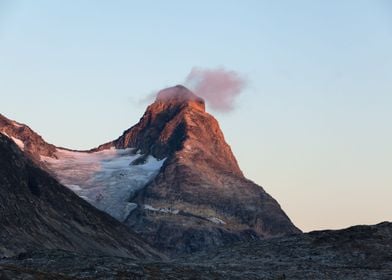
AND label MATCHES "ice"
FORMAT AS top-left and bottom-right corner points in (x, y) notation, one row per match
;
(208, 217), (226, 225)
(42, 147), (165, 222)
(144, 204), (179, 214)
(143, 204), (226, 225)
(12, 121), (23, 128)
(11, 137), (24, 150)
(68, 185), (82, 191)
(1, 132), (25, 150)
